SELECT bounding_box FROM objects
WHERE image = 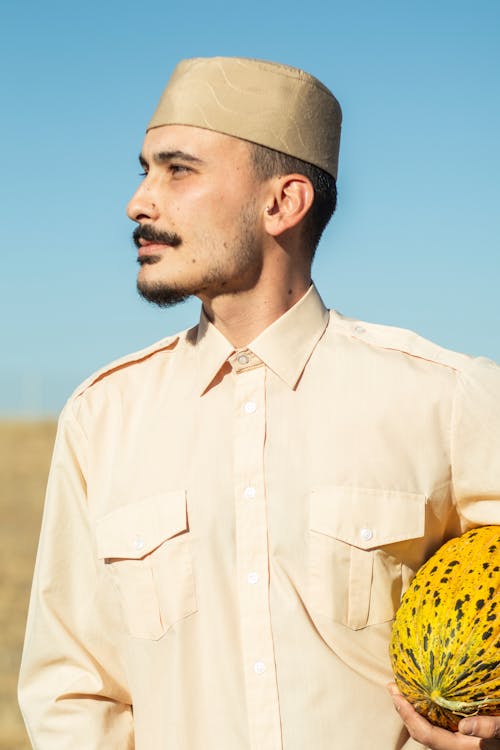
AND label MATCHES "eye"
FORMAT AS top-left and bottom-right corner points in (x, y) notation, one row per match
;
(138, 171), (147, 177)
(170, 164), (191, 175)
